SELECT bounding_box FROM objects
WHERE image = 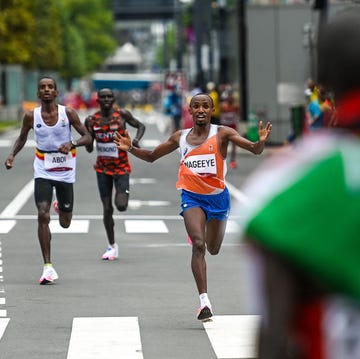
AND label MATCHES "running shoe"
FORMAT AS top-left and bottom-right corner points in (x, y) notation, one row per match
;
(101, 243), (119, 261)
(39, 265), (59, 285)
(197, 305), (213, 322)
(229, 161), (237, 169)
(52, 200), (59, 215)
(187, 235), (193, 245)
